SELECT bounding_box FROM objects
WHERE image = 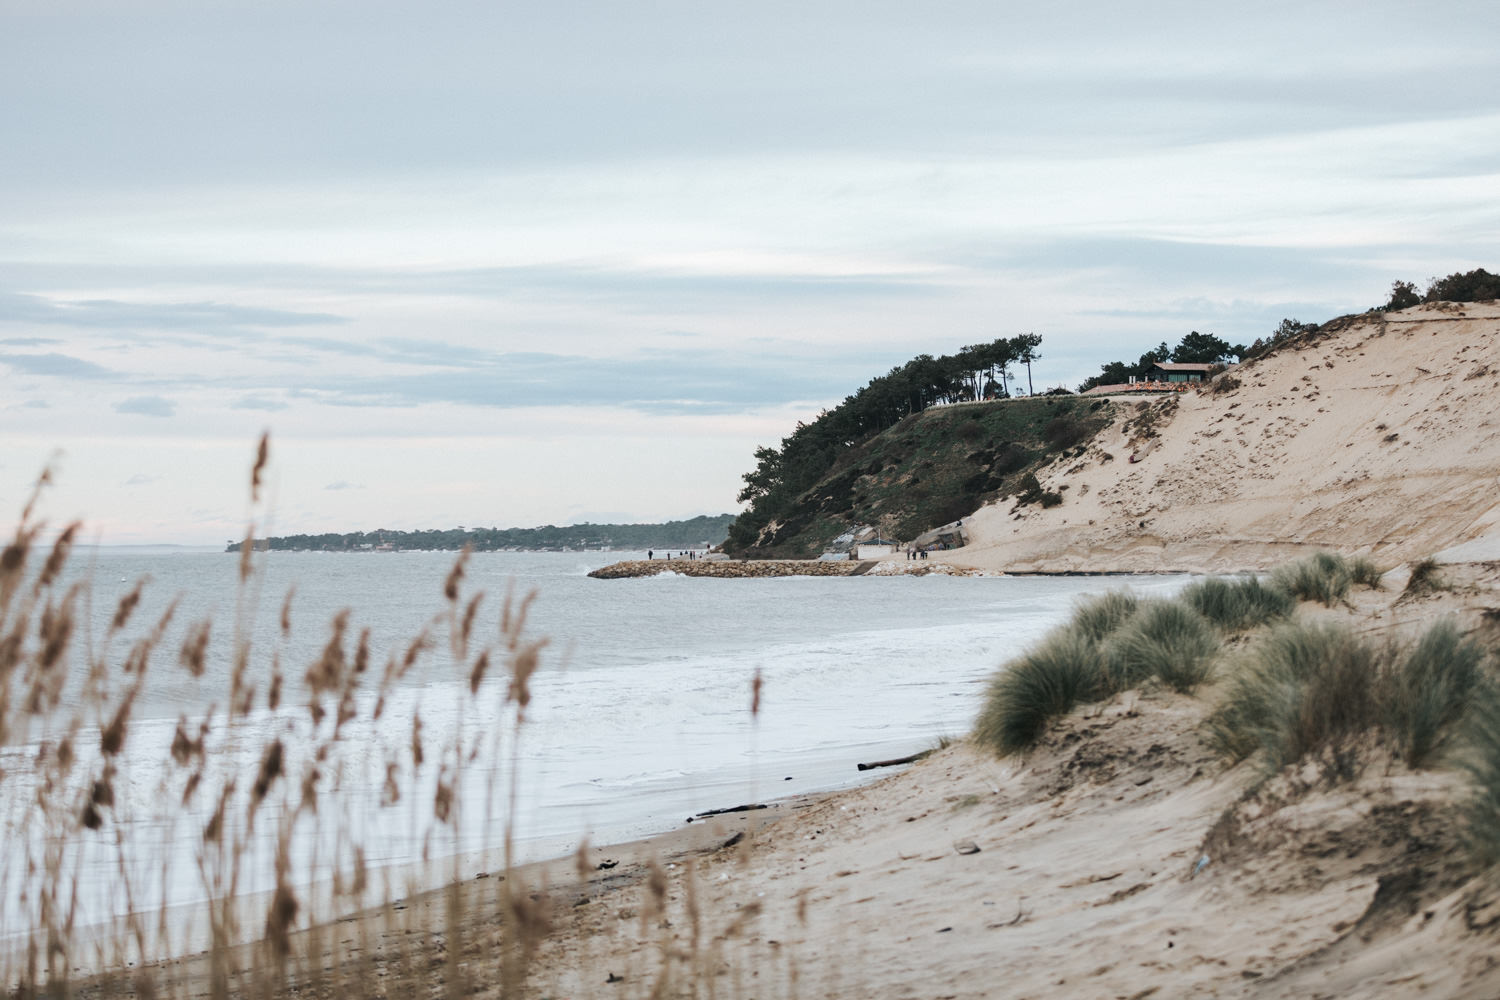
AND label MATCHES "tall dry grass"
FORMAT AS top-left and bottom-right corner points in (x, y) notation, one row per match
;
(2, 438), (782, 1000)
